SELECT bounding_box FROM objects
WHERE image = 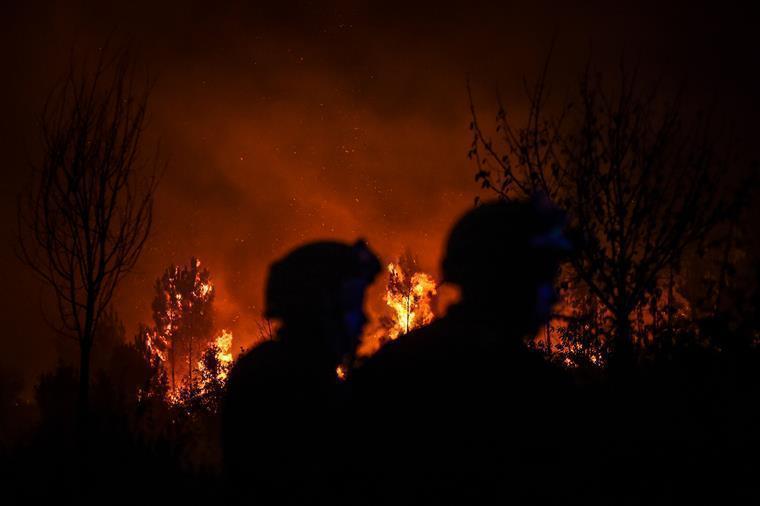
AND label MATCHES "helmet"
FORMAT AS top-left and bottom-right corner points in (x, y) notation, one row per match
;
(442, 198), (570, 290)
(265, 239), (381, 321)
